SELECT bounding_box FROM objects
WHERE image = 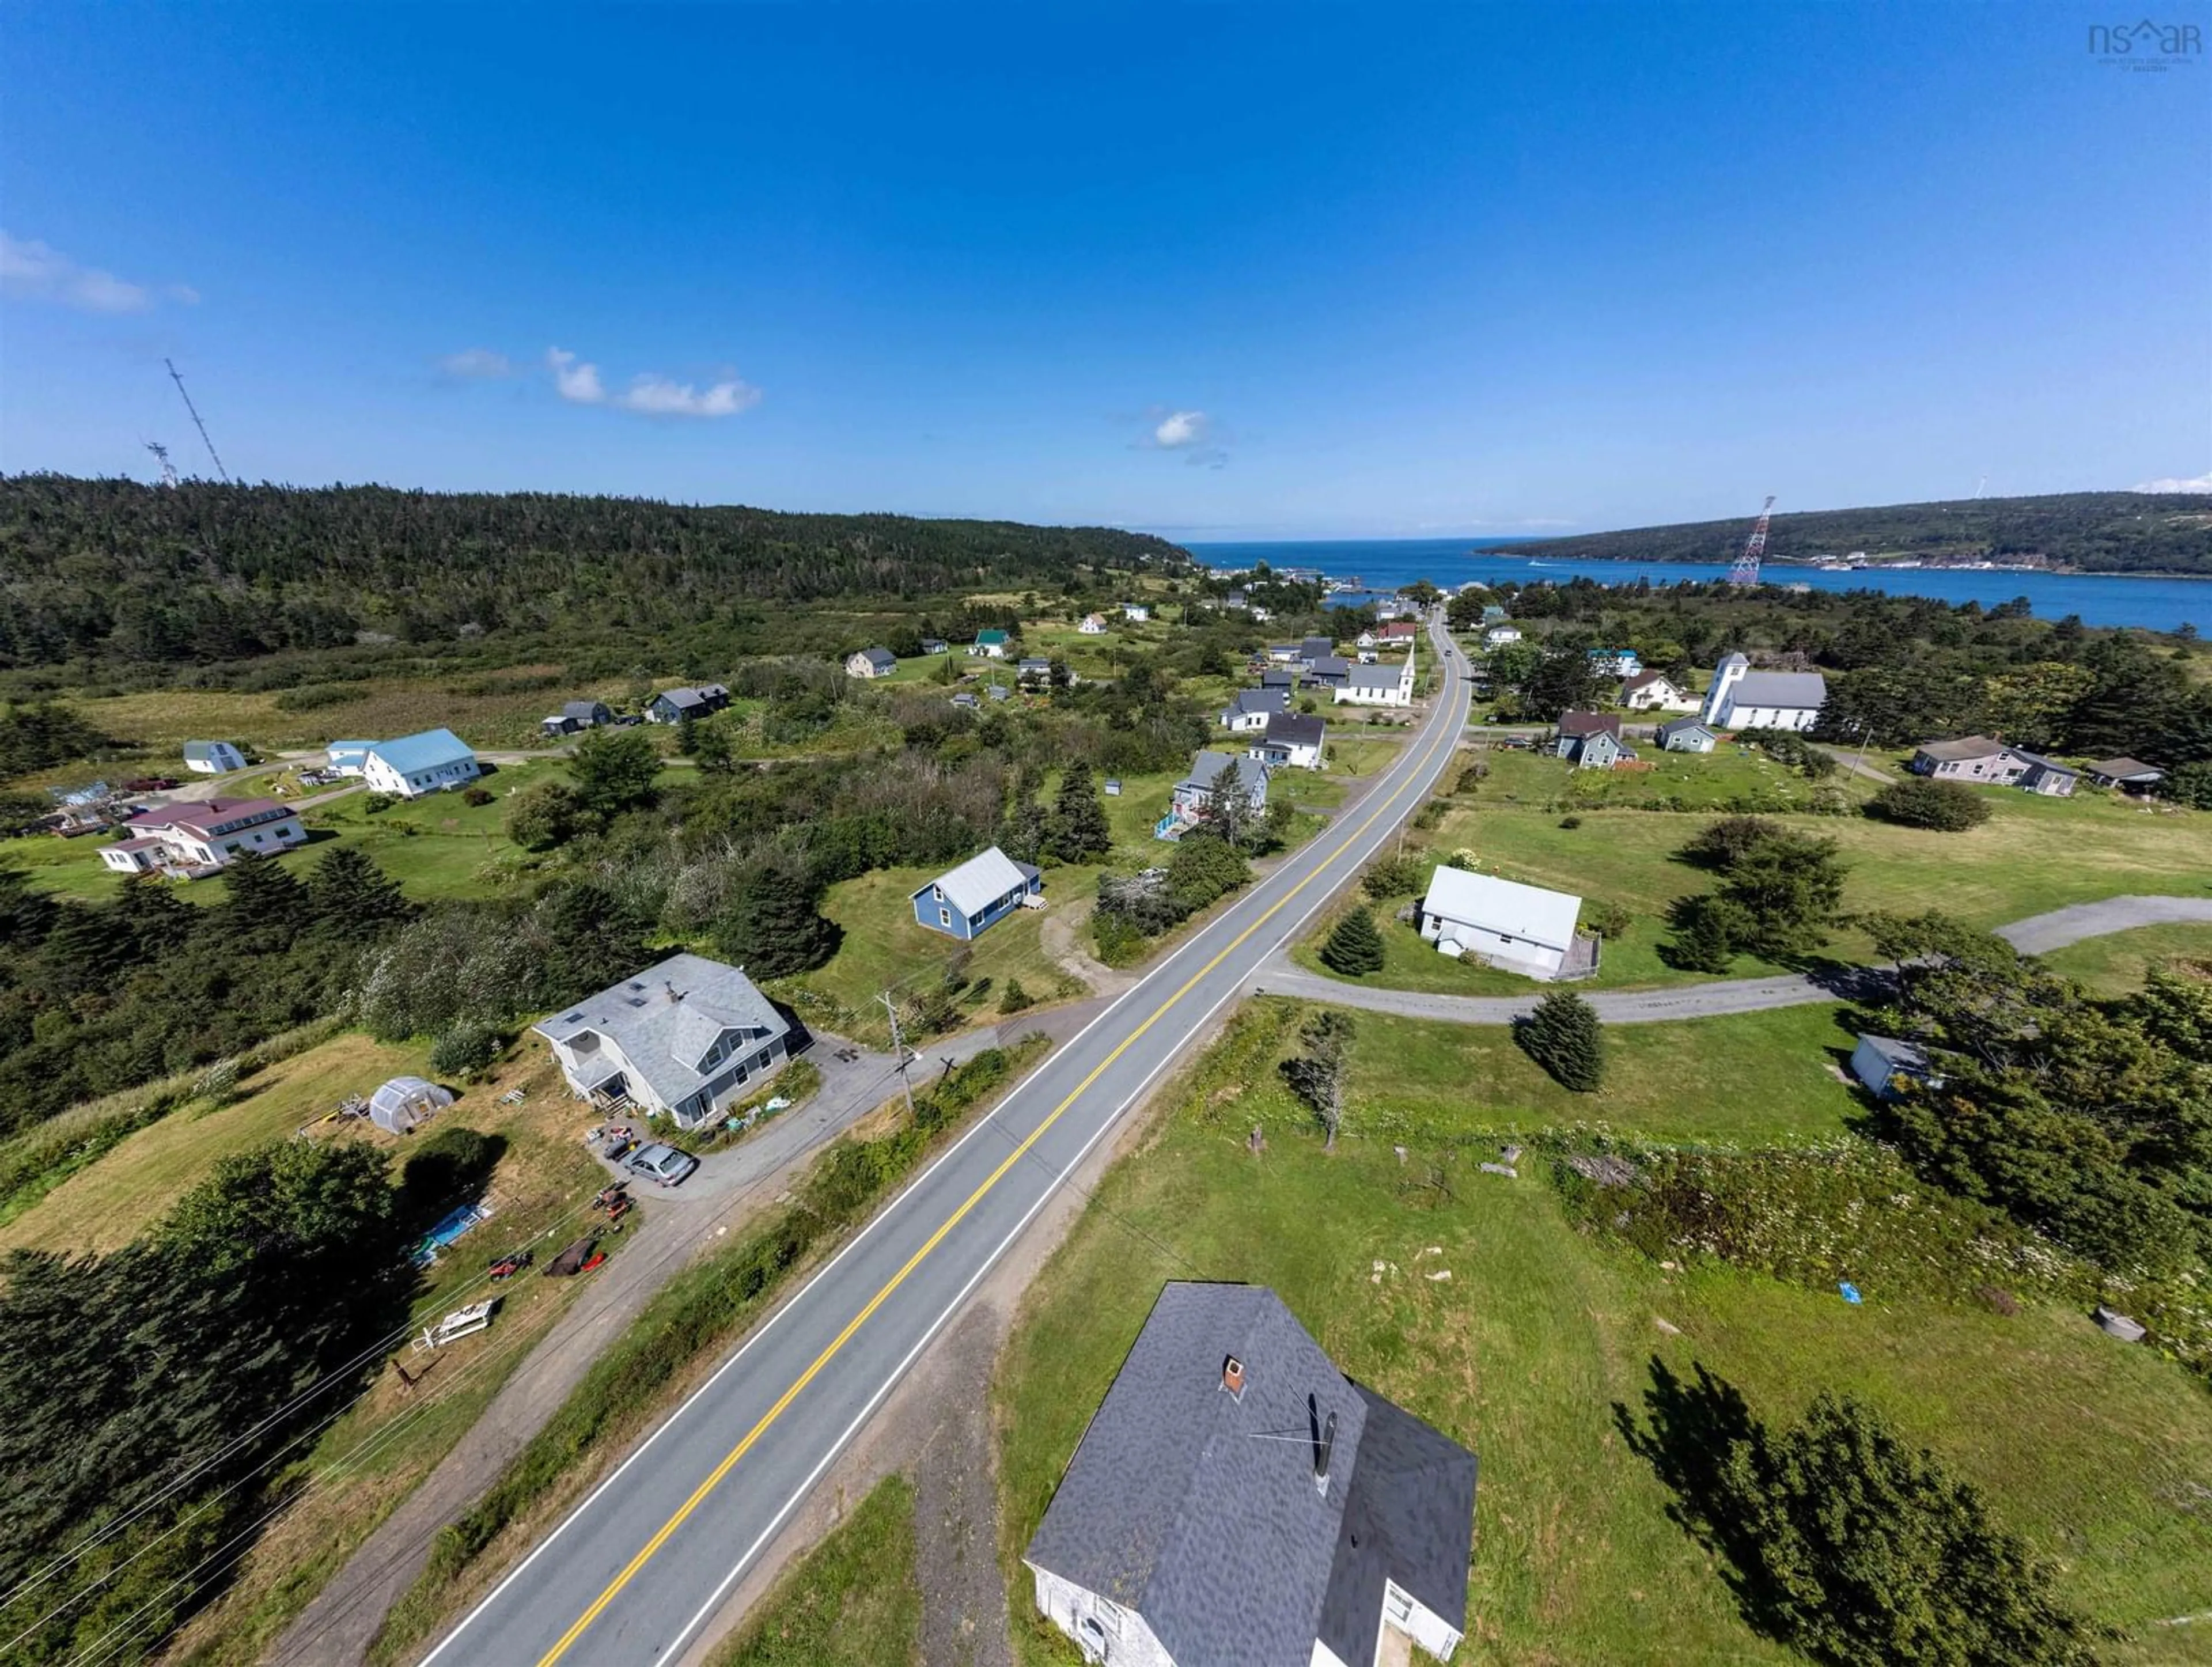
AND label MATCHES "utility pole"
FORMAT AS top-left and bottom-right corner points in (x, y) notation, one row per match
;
(1852, 716), (1873, 777)
(880, 990), (915, 1117)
